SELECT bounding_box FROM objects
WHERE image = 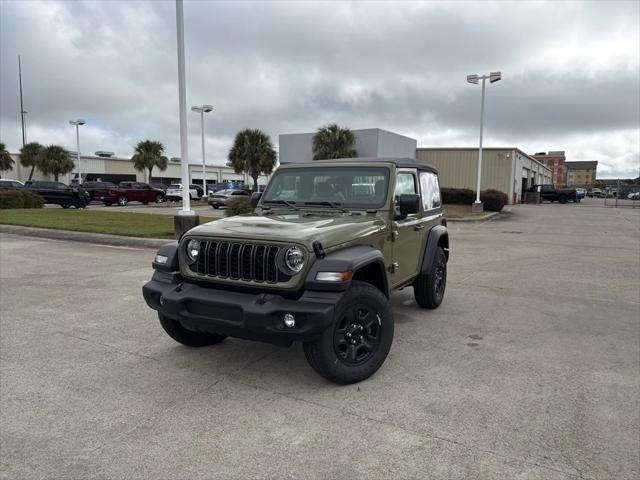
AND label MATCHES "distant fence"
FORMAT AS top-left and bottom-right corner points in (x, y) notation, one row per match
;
(603, 182), (640, 208)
